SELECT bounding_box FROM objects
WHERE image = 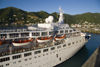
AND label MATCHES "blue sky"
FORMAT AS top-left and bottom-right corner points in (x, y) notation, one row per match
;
(0, 0), (100, 15)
